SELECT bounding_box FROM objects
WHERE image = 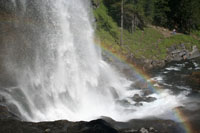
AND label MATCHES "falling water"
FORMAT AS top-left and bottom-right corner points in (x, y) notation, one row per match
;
(0, 0), (186, 122)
